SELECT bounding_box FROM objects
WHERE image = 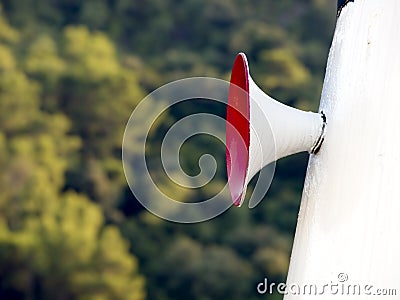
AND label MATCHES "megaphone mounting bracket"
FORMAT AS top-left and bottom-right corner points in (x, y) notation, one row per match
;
(310, 111), (327, 155)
